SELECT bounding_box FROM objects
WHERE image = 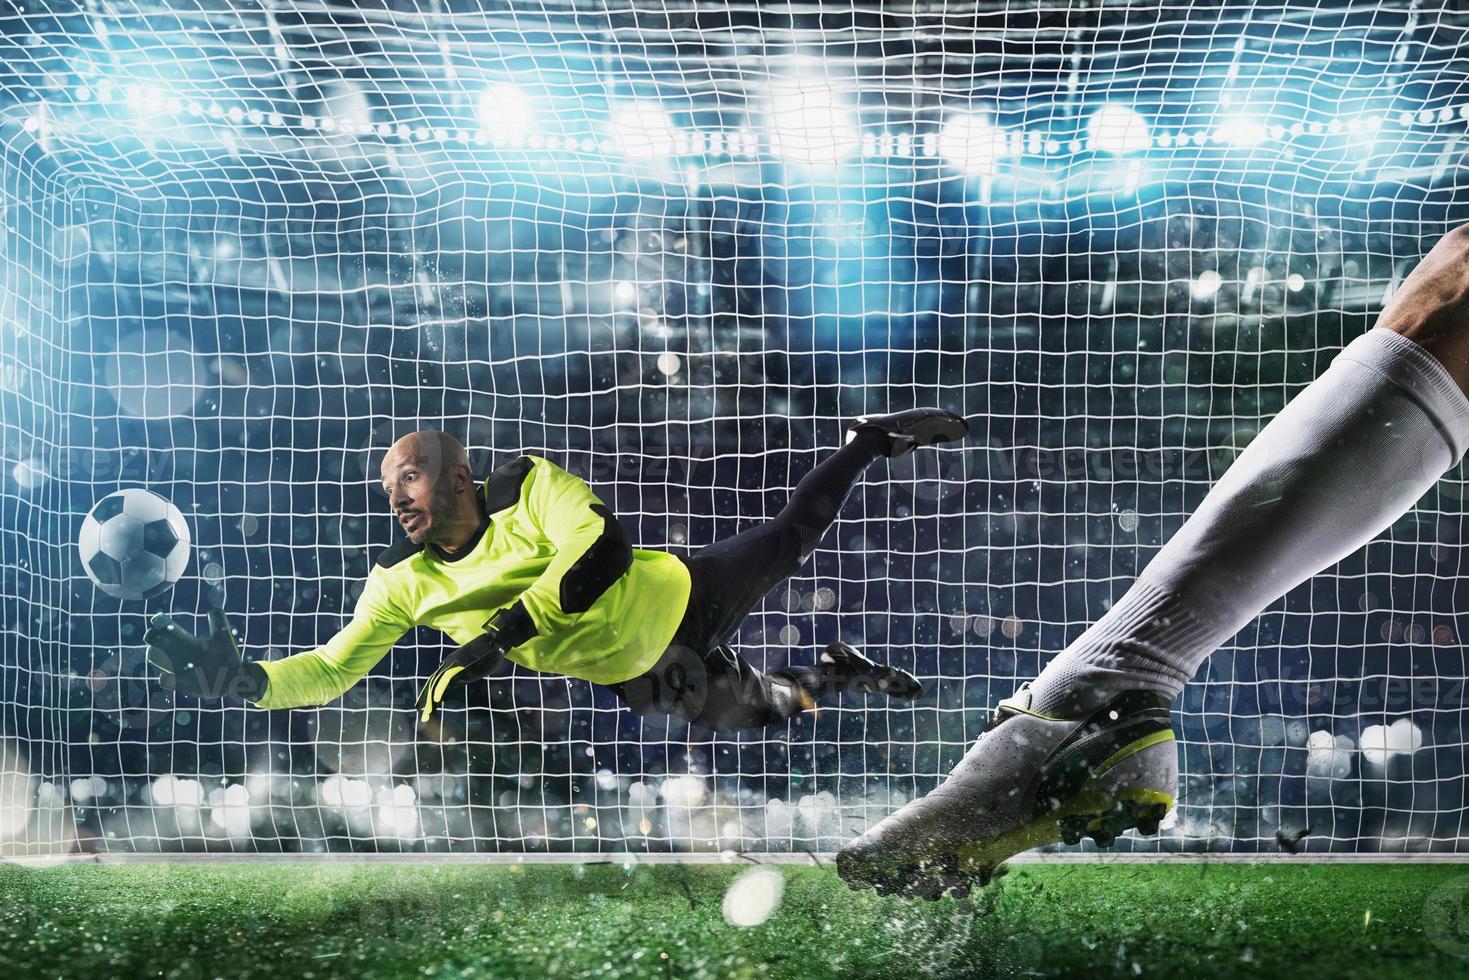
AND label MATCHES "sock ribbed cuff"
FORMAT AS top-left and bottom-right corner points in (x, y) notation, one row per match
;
(1345, 329), (1469, 458)
(1030, 579), (1213, 713)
